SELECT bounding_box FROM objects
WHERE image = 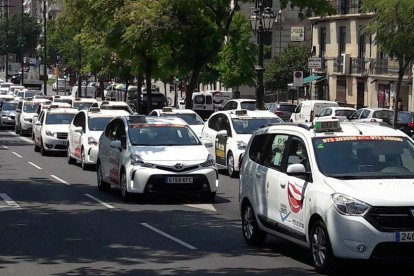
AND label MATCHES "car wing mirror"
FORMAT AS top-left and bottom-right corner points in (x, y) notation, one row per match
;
(217, 130), (228, 137)
(74, 126), (83, 133)
(204, 141), (213, 148)
(286, 164), (311, 181)
(110, 140), (123, 150)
